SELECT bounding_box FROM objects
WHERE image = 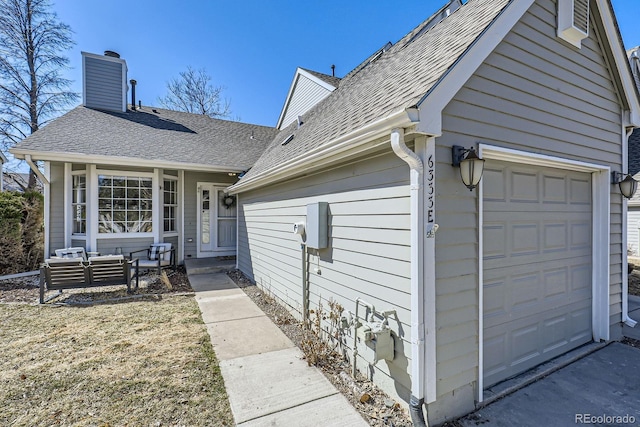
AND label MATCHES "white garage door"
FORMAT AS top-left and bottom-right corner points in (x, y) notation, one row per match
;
(482, 160), (593, 387)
